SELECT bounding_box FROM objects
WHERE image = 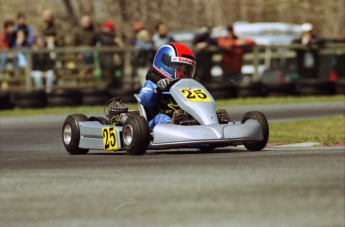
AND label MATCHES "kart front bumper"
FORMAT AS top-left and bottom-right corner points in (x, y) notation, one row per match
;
(151, 119), (263, 148)
(77, 119), (263, 150)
